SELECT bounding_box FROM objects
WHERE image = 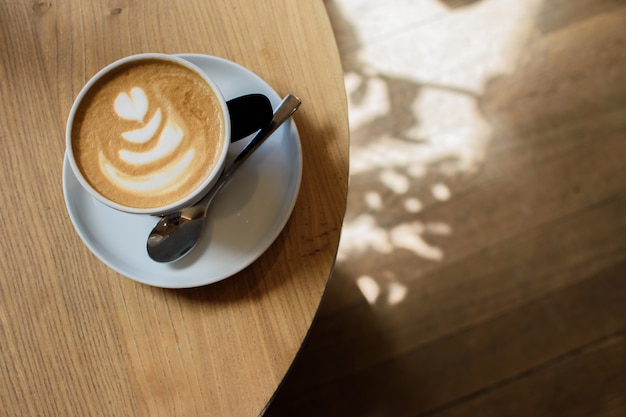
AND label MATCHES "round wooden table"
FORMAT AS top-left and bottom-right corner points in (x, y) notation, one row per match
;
(0, 1), (348, 416)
